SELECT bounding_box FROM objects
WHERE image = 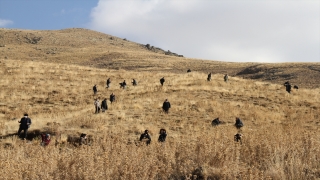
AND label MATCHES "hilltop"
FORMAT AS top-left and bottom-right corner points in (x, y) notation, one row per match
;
(0, 28), (320, 88)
